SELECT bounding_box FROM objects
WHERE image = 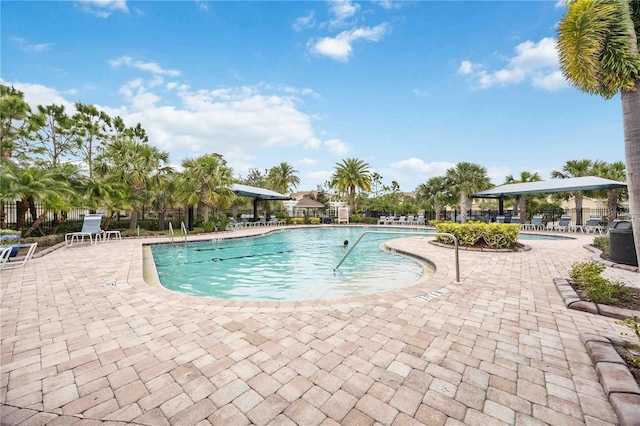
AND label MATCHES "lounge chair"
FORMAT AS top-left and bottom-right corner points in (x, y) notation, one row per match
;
(496, 216), (506, 224)
(387, 216), (397, 225)
(241, 216), (257, 227)
(256, 216), (270, 226)
(228, 217), (244, 230)
(65, 214), (104, 246)
(378, 216), (386, 225)
(269, 215), (285, 226)
(603, 219), (624, 234)
(397, 216), (407, 225)
(1, 242), (37, 270)
(510, 216), (521, 227)
(407, 215), (416, 225)
(554, 216), (572, 232)
(523, 215), (543, 231)
(416, 215), (425, 225)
